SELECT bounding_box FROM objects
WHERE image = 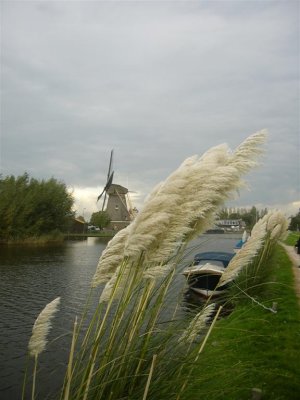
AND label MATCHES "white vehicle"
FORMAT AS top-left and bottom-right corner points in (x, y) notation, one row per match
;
(88, 225), (100, 231)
